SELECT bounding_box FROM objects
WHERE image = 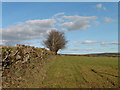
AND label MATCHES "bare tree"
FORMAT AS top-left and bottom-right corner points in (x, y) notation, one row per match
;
(43, 30), (67, 55)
